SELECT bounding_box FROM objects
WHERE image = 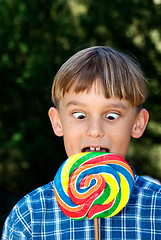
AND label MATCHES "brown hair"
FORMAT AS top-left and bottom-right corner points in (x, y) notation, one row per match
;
(51, 46), (147, 108)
